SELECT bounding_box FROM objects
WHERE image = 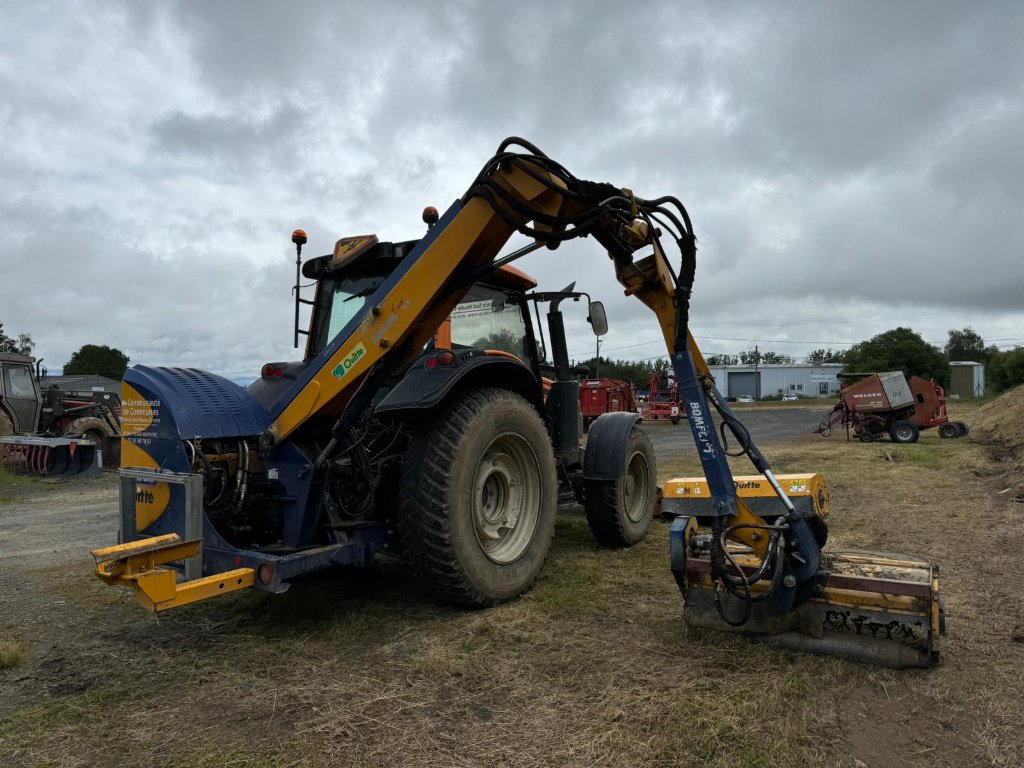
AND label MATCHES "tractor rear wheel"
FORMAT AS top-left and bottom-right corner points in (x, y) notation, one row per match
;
(585, 426), (656, 547)
(889, 420), (920, 444)
(938, 422), (960, 439)
(65, 417), (118, 470)
(397, 388), (556, 608)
